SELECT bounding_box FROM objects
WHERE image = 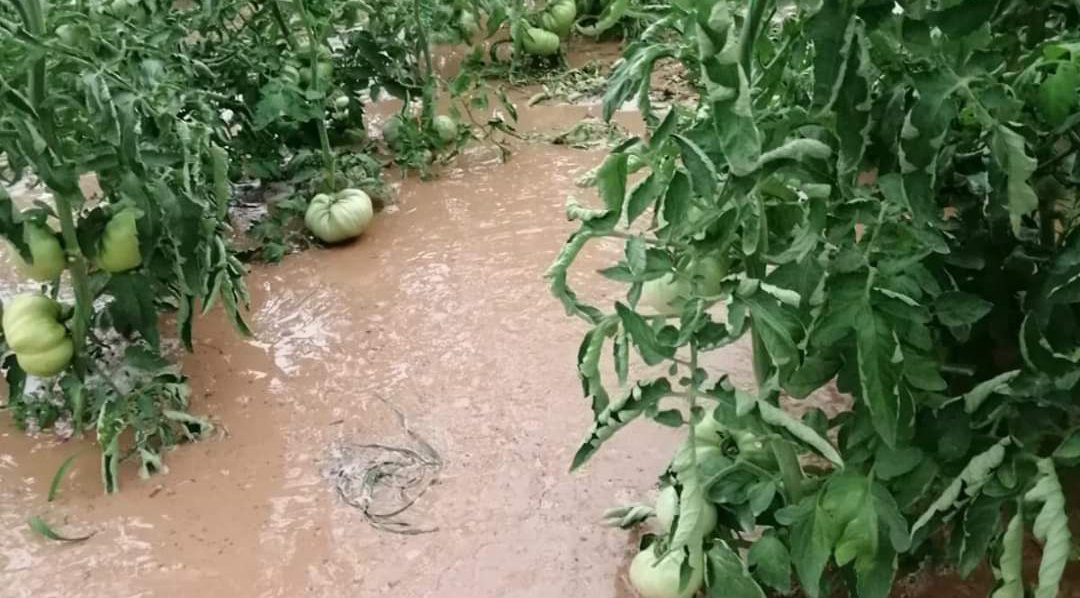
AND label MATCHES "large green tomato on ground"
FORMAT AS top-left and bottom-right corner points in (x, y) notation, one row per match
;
(12, 222), (65, 281)
(304, 189), (374, 243)
(521, 27), (561, 55)
(541, 0), (577, 37)
(97, 208), (142, 273)
(628, 546), (704, 598)
(383, 115), (404, 147)
(433, 115), (459, 144)
(2, 293), (73, 377)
